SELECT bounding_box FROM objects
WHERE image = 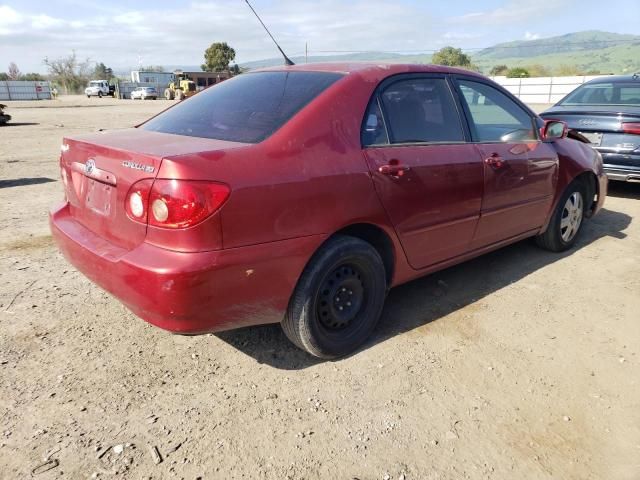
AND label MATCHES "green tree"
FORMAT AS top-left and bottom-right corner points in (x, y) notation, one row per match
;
(525, 64), (551, 77)
(44, 51), (91, 94)
(93, 62), (113, 80)
(0, 73), (8, 81)
(555, 64), (581, 76)
(201, 42), (236, 72)
(431, 46), (476, 70)
(20, 73), (45, 81)
(506, 67), (530, 78)
(489, 64), (509, 76)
